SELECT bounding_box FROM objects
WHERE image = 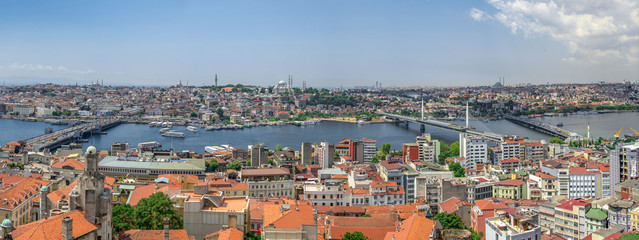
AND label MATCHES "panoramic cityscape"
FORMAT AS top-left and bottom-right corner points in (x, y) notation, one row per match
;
(1, 1), (639, 240)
